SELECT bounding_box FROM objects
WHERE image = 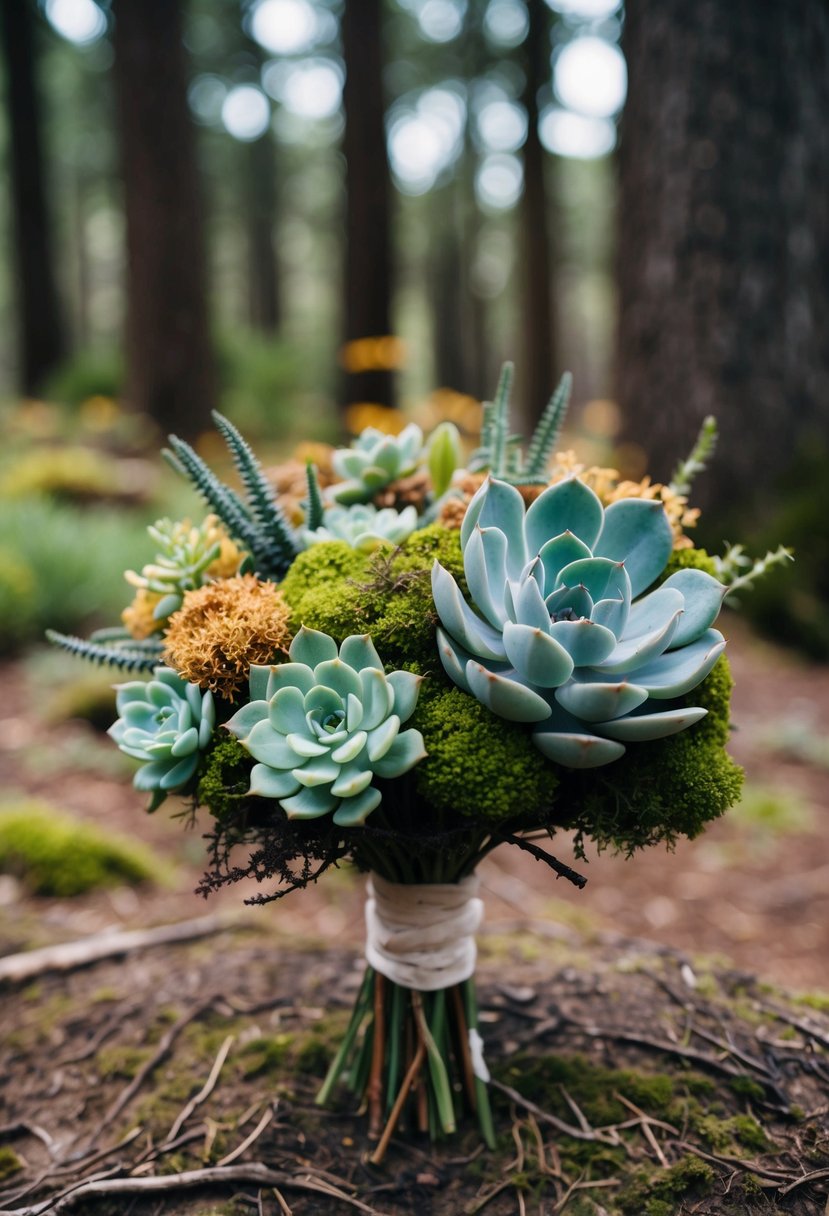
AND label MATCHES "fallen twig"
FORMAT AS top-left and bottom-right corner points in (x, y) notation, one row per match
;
(164, 1034), (235, 1144)
(0, 914), (245, 985)
(0, 1163), (385, 1216)
(489, 1081), (619, 1146)
(216, 1106), (275, 1167)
